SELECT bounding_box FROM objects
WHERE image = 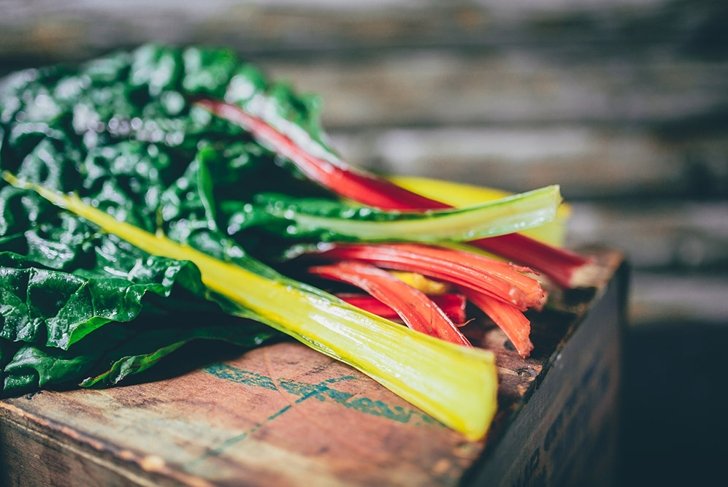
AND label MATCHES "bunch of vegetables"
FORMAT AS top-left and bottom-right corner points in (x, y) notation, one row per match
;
(0, 45), (594, 440)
